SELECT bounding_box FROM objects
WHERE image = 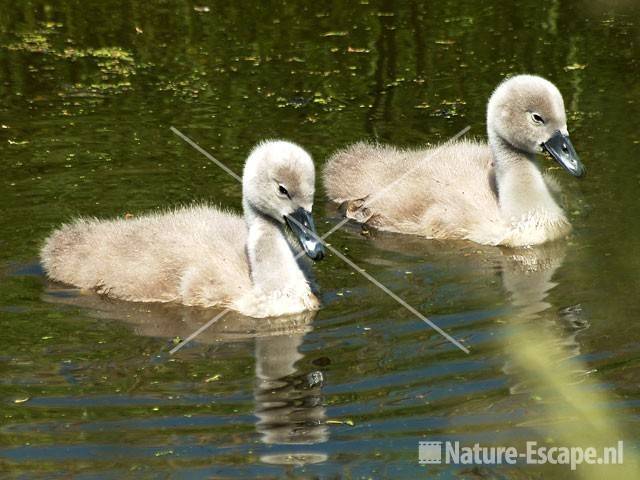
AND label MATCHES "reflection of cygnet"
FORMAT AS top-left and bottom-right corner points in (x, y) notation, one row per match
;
(41, 287), (328, 462)
(254, 333), (328, 446)
(498, 244), (592, 395)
